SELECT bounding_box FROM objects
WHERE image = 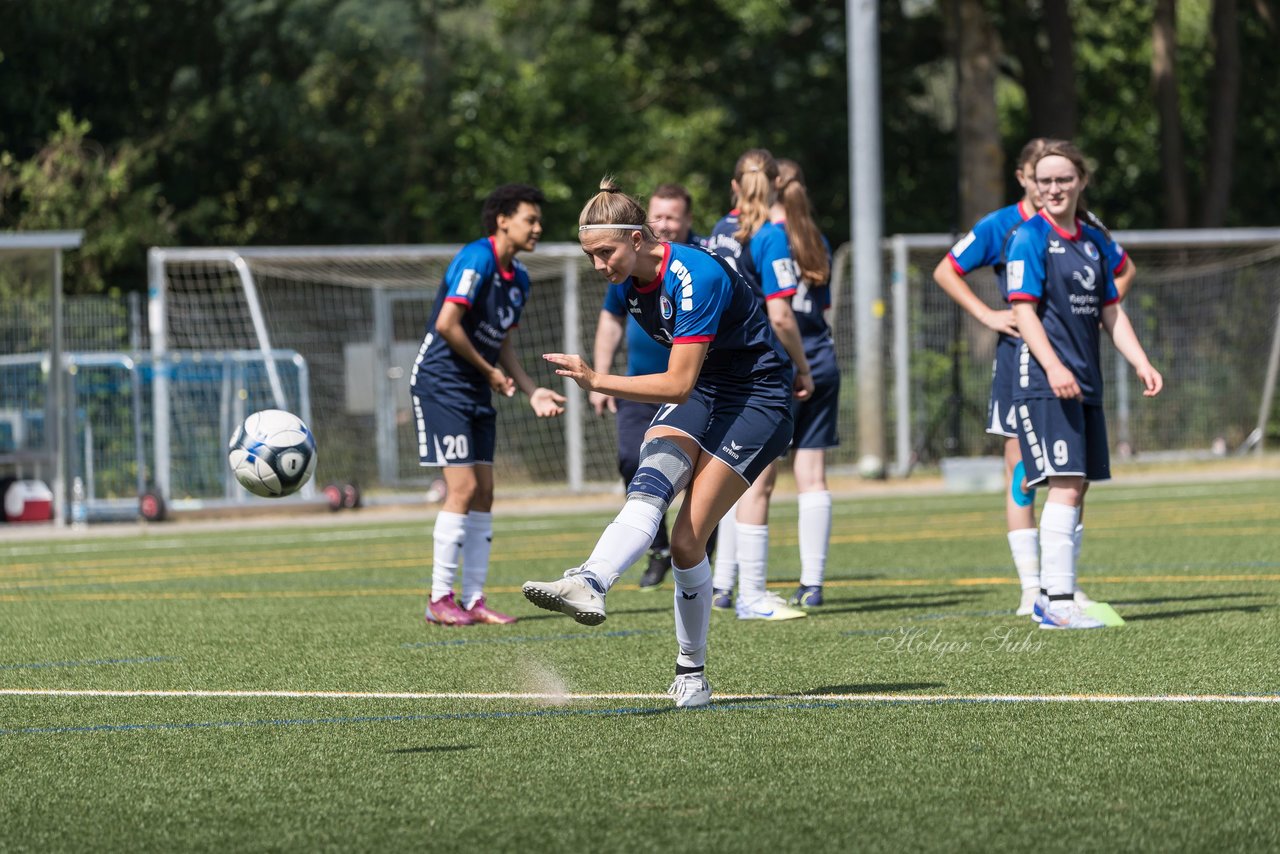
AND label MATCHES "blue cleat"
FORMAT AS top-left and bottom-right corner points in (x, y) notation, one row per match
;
(712, 588), (734, 610)
(789, 584), (824, 607)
